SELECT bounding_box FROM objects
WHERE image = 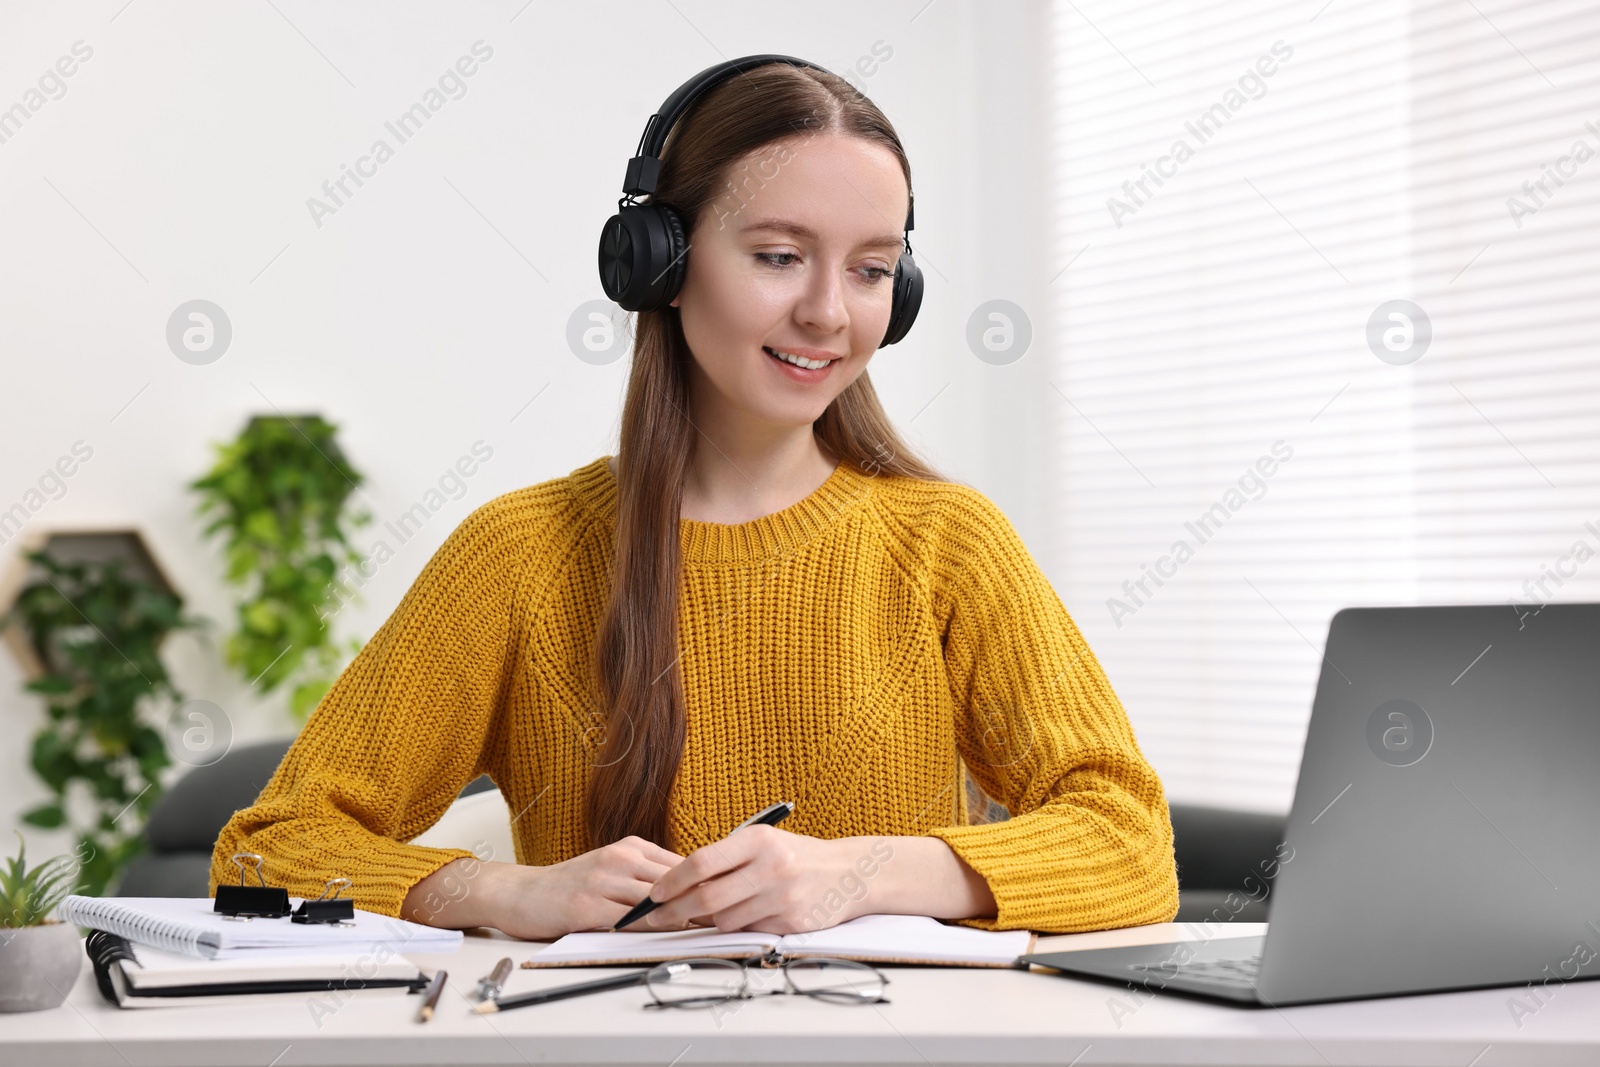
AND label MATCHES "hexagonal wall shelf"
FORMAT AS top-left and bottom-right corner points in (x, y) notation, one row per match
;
(0, 527), (182, 682)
